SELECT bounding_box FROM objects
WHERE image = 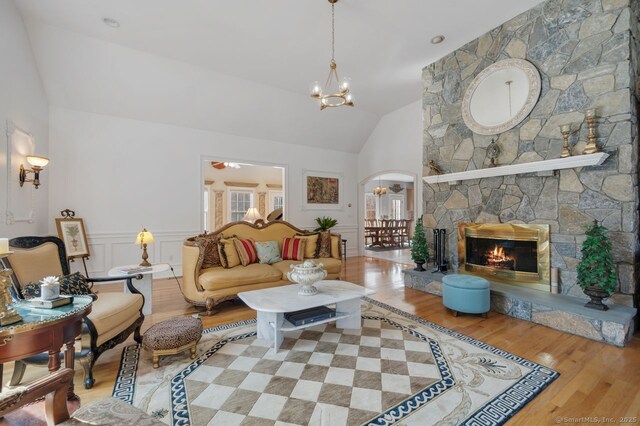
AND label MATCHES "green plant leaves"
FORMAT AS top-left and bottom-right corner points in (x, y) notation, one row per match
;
(411, 217), (429, 262)
(314, 216), (338, 231)
(577, 223), (617, 295)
